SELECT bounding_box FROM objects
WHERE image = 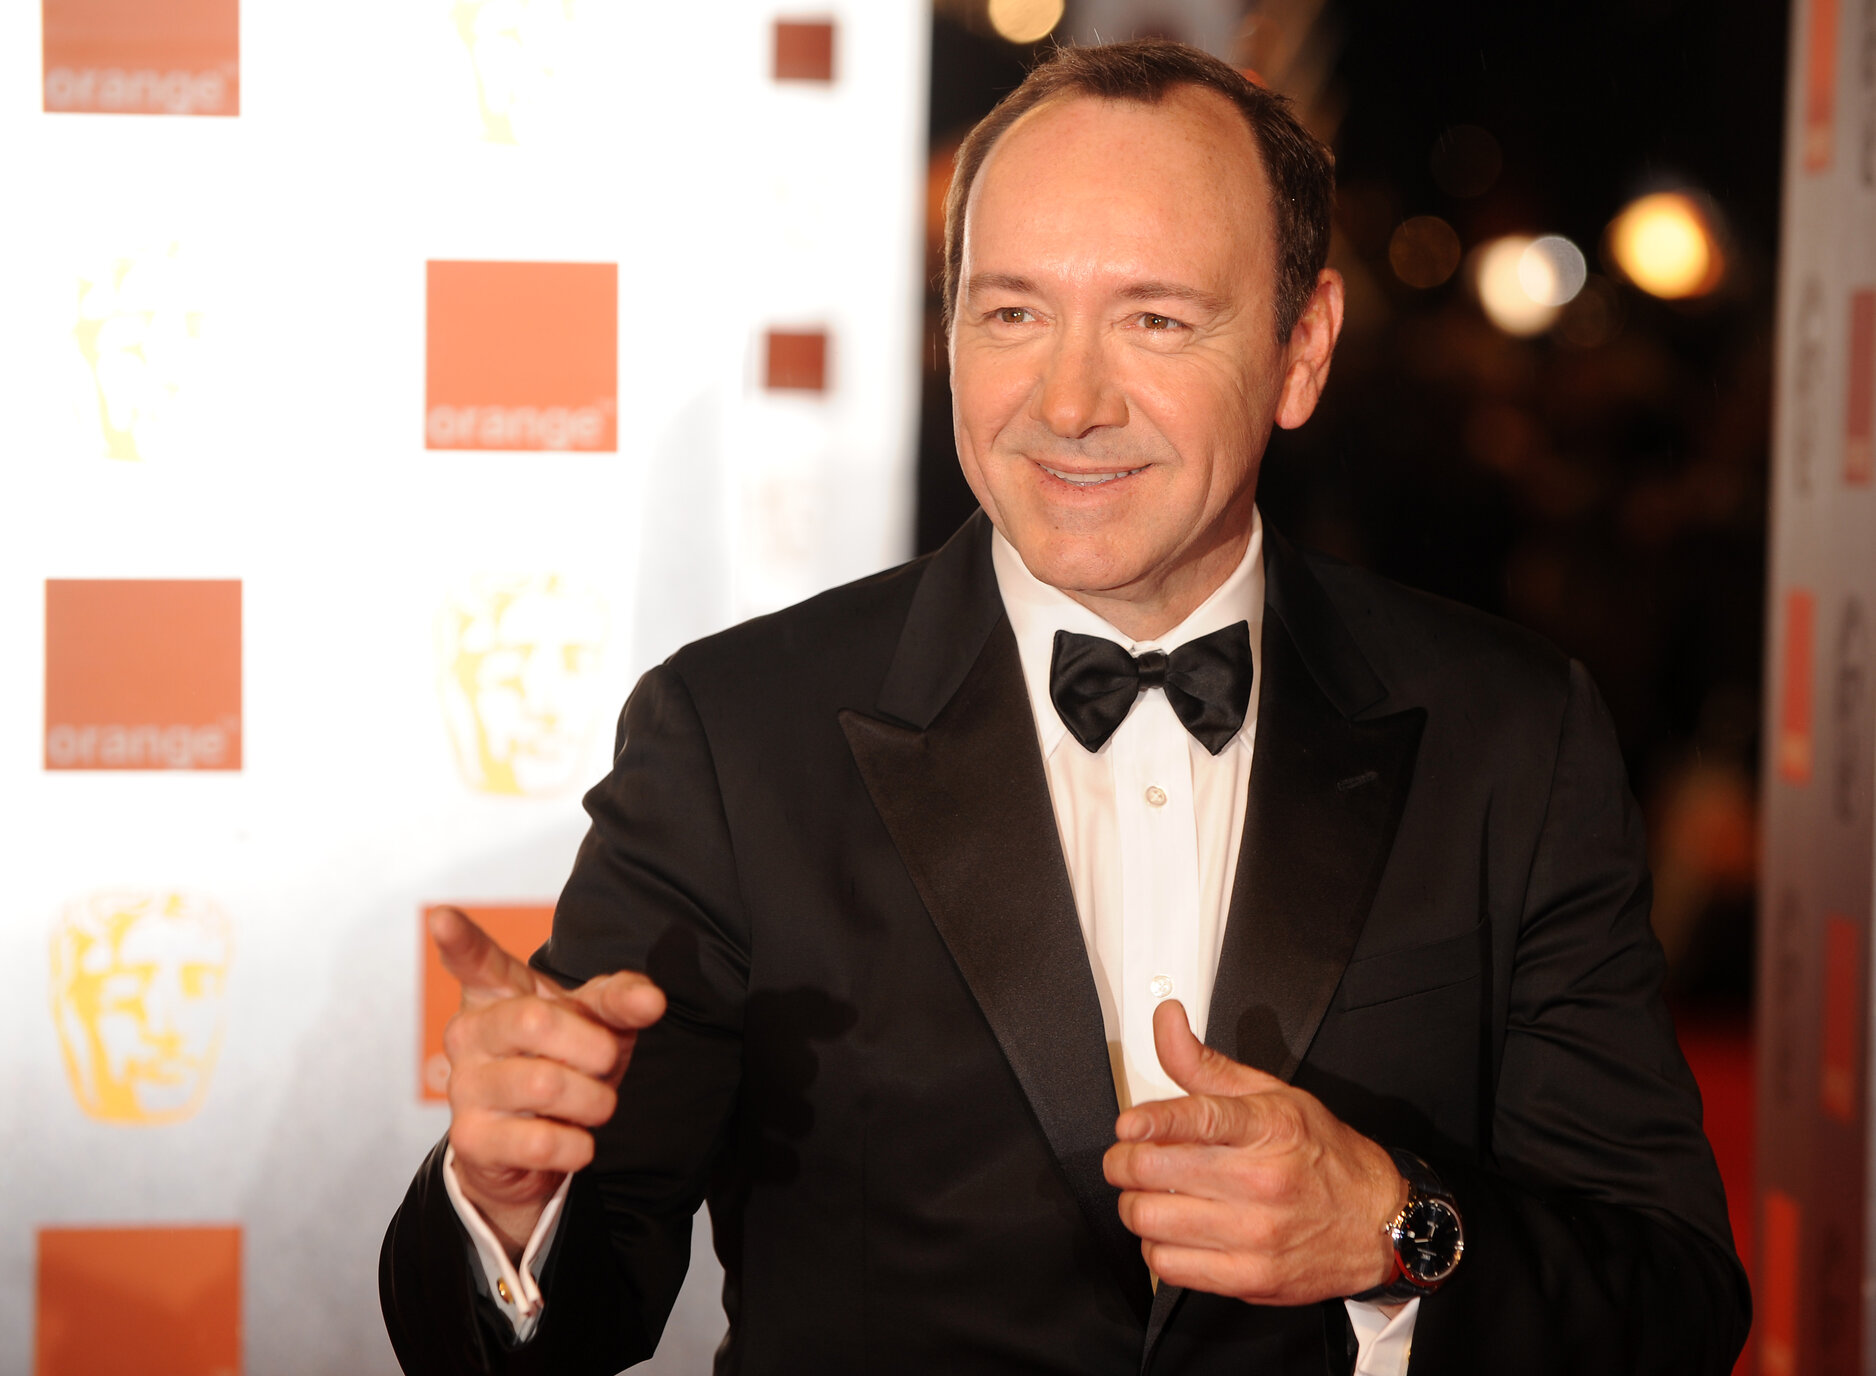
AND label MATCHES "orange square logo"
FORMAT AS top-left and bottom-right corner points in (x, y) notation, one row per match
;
(766, 329), (829, 392)
(425, 261), (617, 452)
(44, 580), (241, 771)
(37, 1225), (240, 1376)
(419, 904), (555, 1100)
(774, 20), (836, 82)
(42, 0), (238, 116)
(1761, 1190), (1799, 1376)
(1821, 916), (1860, 1122)
(1804, 0), (1838, 171)
(1778, 590), (1817, 784)
(1847, 288), (1874, 485)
